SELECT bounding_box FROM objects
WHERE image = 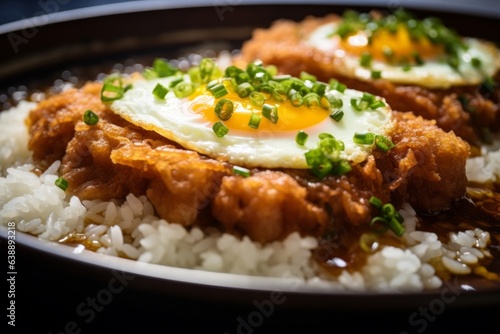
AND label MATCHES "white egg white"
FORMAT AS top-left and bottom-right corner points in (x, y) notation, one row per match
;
(111, 76), (393, 169)
(308, 22), (500, 89)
